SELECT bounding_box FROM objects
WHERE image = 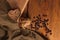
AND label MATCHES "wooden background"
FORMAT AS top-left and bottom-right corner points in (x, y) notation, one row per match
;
(28, 0), (60, 40)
